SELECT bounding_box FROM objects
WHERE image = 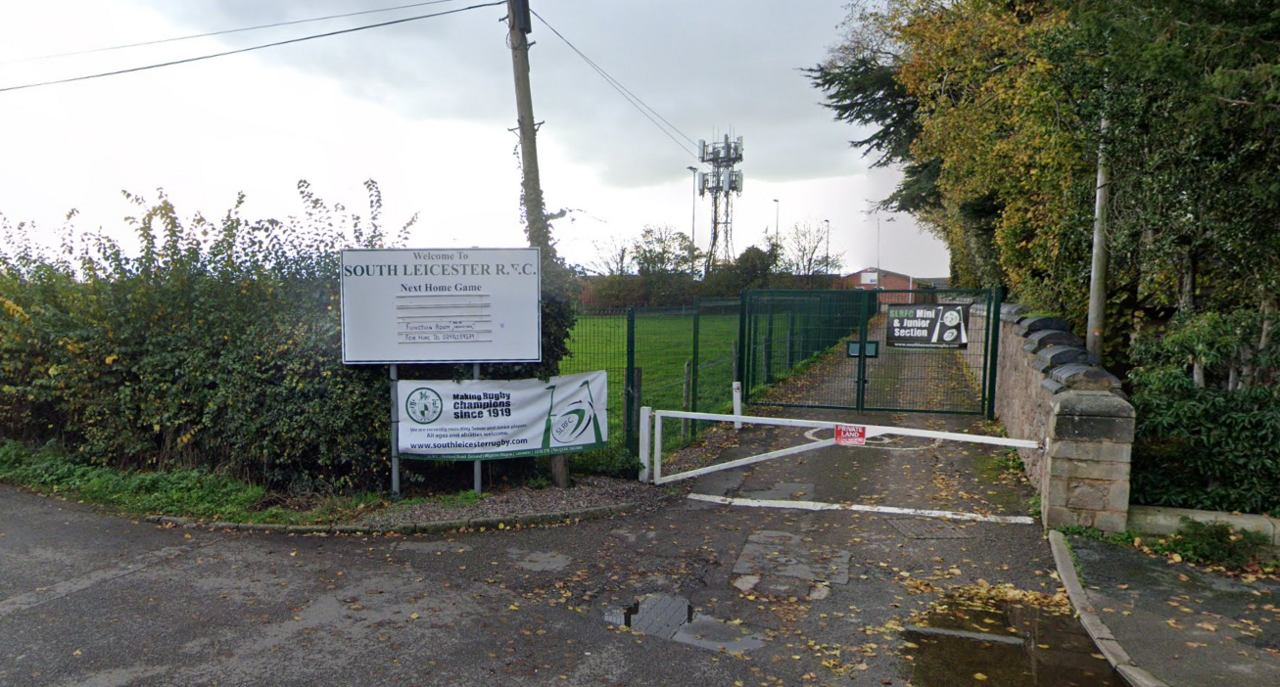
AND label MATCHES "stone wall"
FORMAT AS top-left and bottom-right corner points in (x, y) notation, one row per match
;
(969, 303), (1134, 532)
